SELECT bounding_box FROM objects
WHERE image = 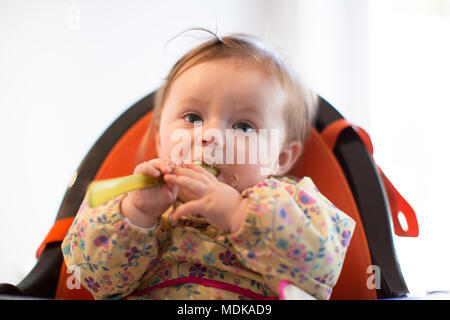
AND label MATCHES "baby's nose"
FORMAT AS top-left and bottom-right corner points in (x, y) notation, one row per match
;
(202, 137), (215, 146)
(201, 130), (226, 149)
(201, 136), (222, 153)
